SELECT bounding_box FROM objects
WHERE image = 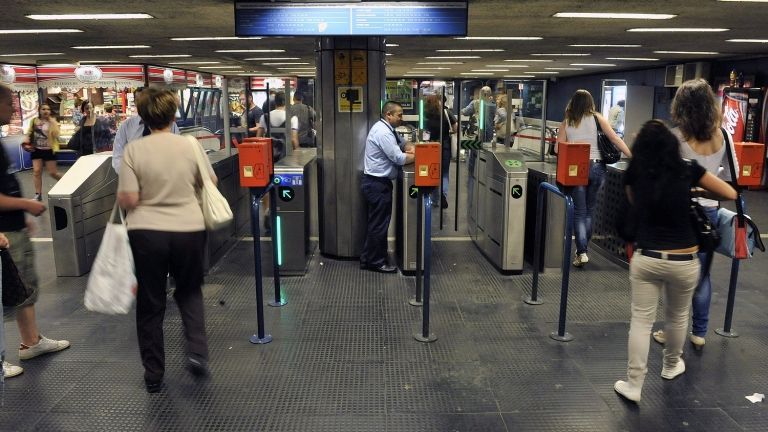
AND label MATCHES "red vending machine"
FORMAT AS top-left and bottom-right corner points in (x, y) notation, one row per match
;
(721, 87), (767, 186)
